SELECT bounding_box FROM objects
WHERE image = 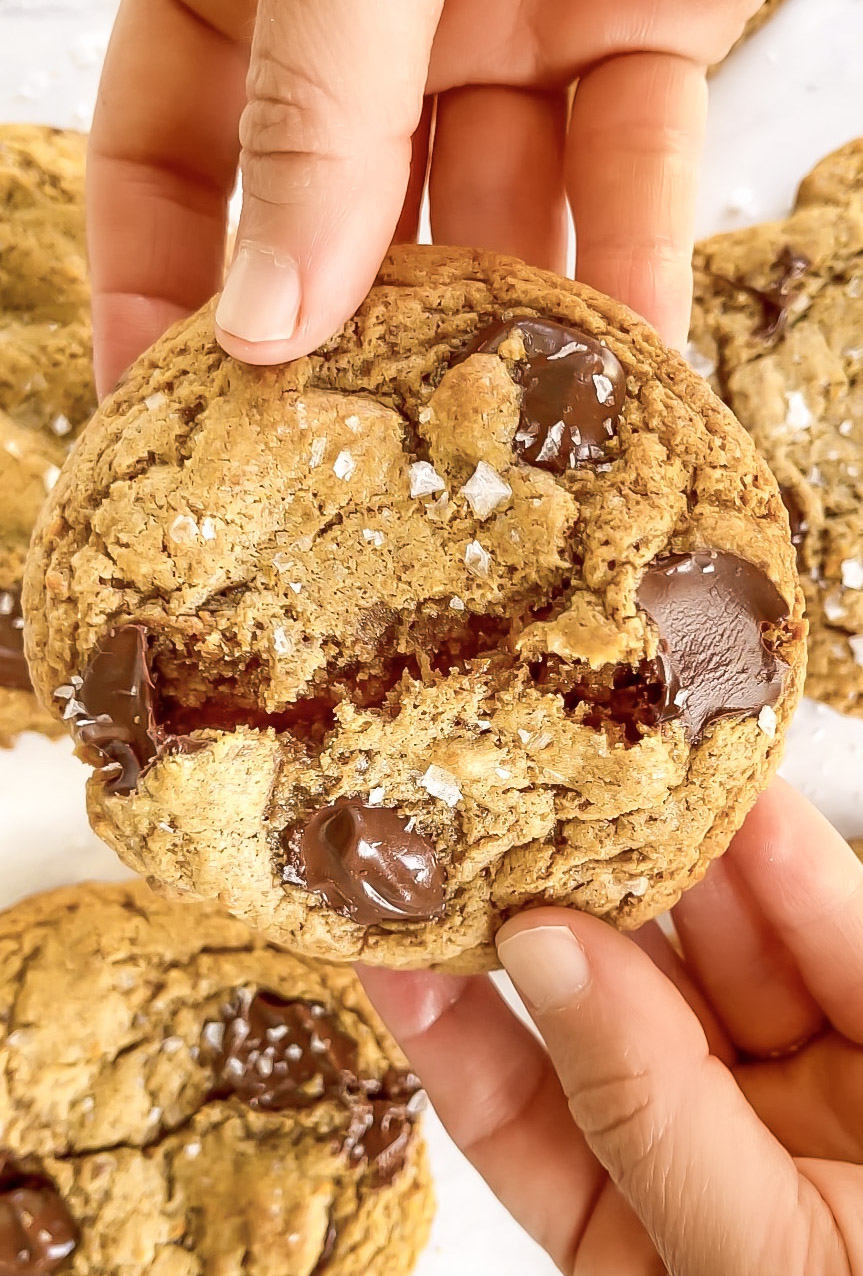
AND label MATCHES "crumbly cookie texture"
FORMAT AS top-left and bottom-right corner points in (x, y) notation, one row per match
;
(691, 139), (863, 718)
(0, 124), (94, 442)
(0, 880), (433, 1276)
(26, 245), (806, 971)
(0, 409), (65, 745)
